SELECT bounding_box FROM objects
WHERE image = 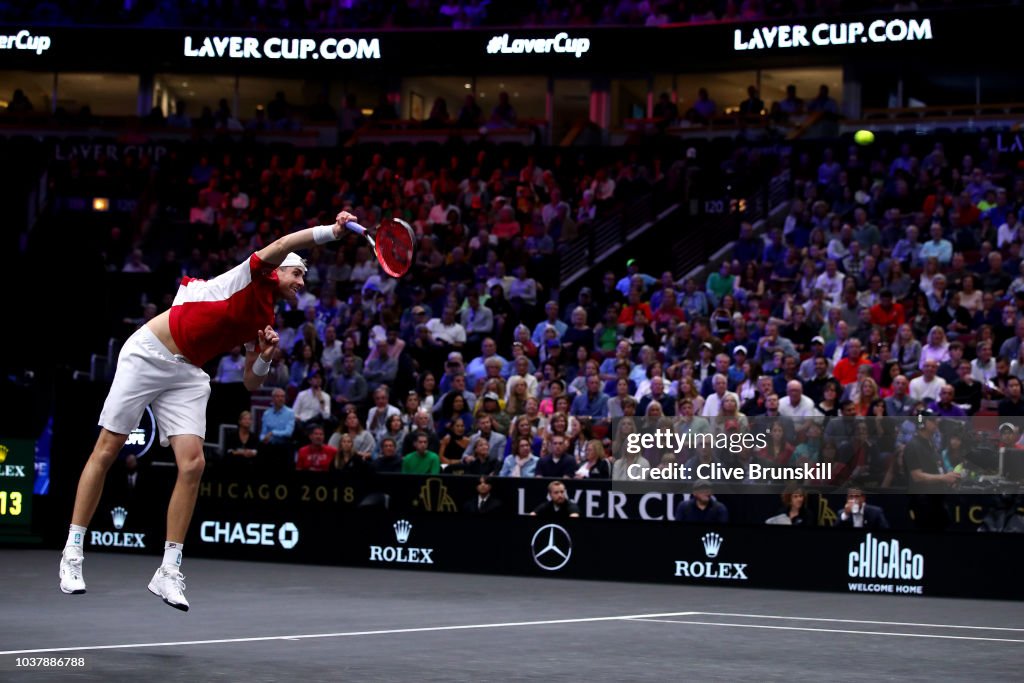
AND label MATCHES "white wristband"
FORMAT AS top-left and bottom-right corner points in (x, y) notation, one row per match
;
(313, 225), (336, 245)
(253, 354), (272, 376)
